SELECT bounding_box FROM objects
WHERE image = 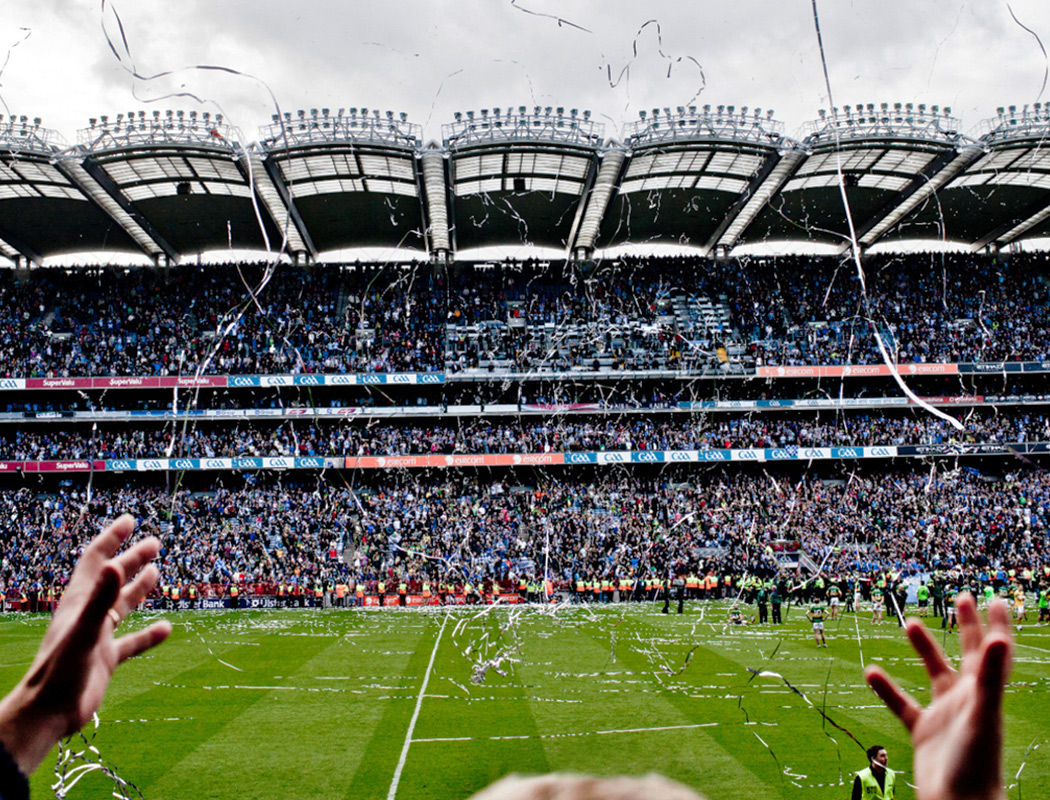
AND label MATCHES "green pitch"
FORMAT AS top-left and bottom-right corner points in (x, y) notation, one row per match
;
(3, 602), (1048, 800)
